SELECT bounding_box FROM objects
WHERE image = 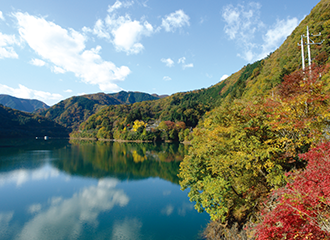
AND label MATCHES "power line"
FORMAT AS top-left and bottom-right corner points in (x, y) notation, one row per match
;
(298, 26), (323, 73)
